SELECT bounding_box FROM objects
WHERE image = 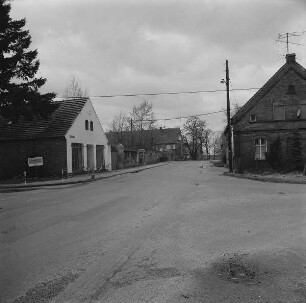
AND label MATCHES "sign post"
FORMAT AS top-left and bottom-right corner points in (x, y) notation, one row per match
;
(28, 157), (43, 181)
